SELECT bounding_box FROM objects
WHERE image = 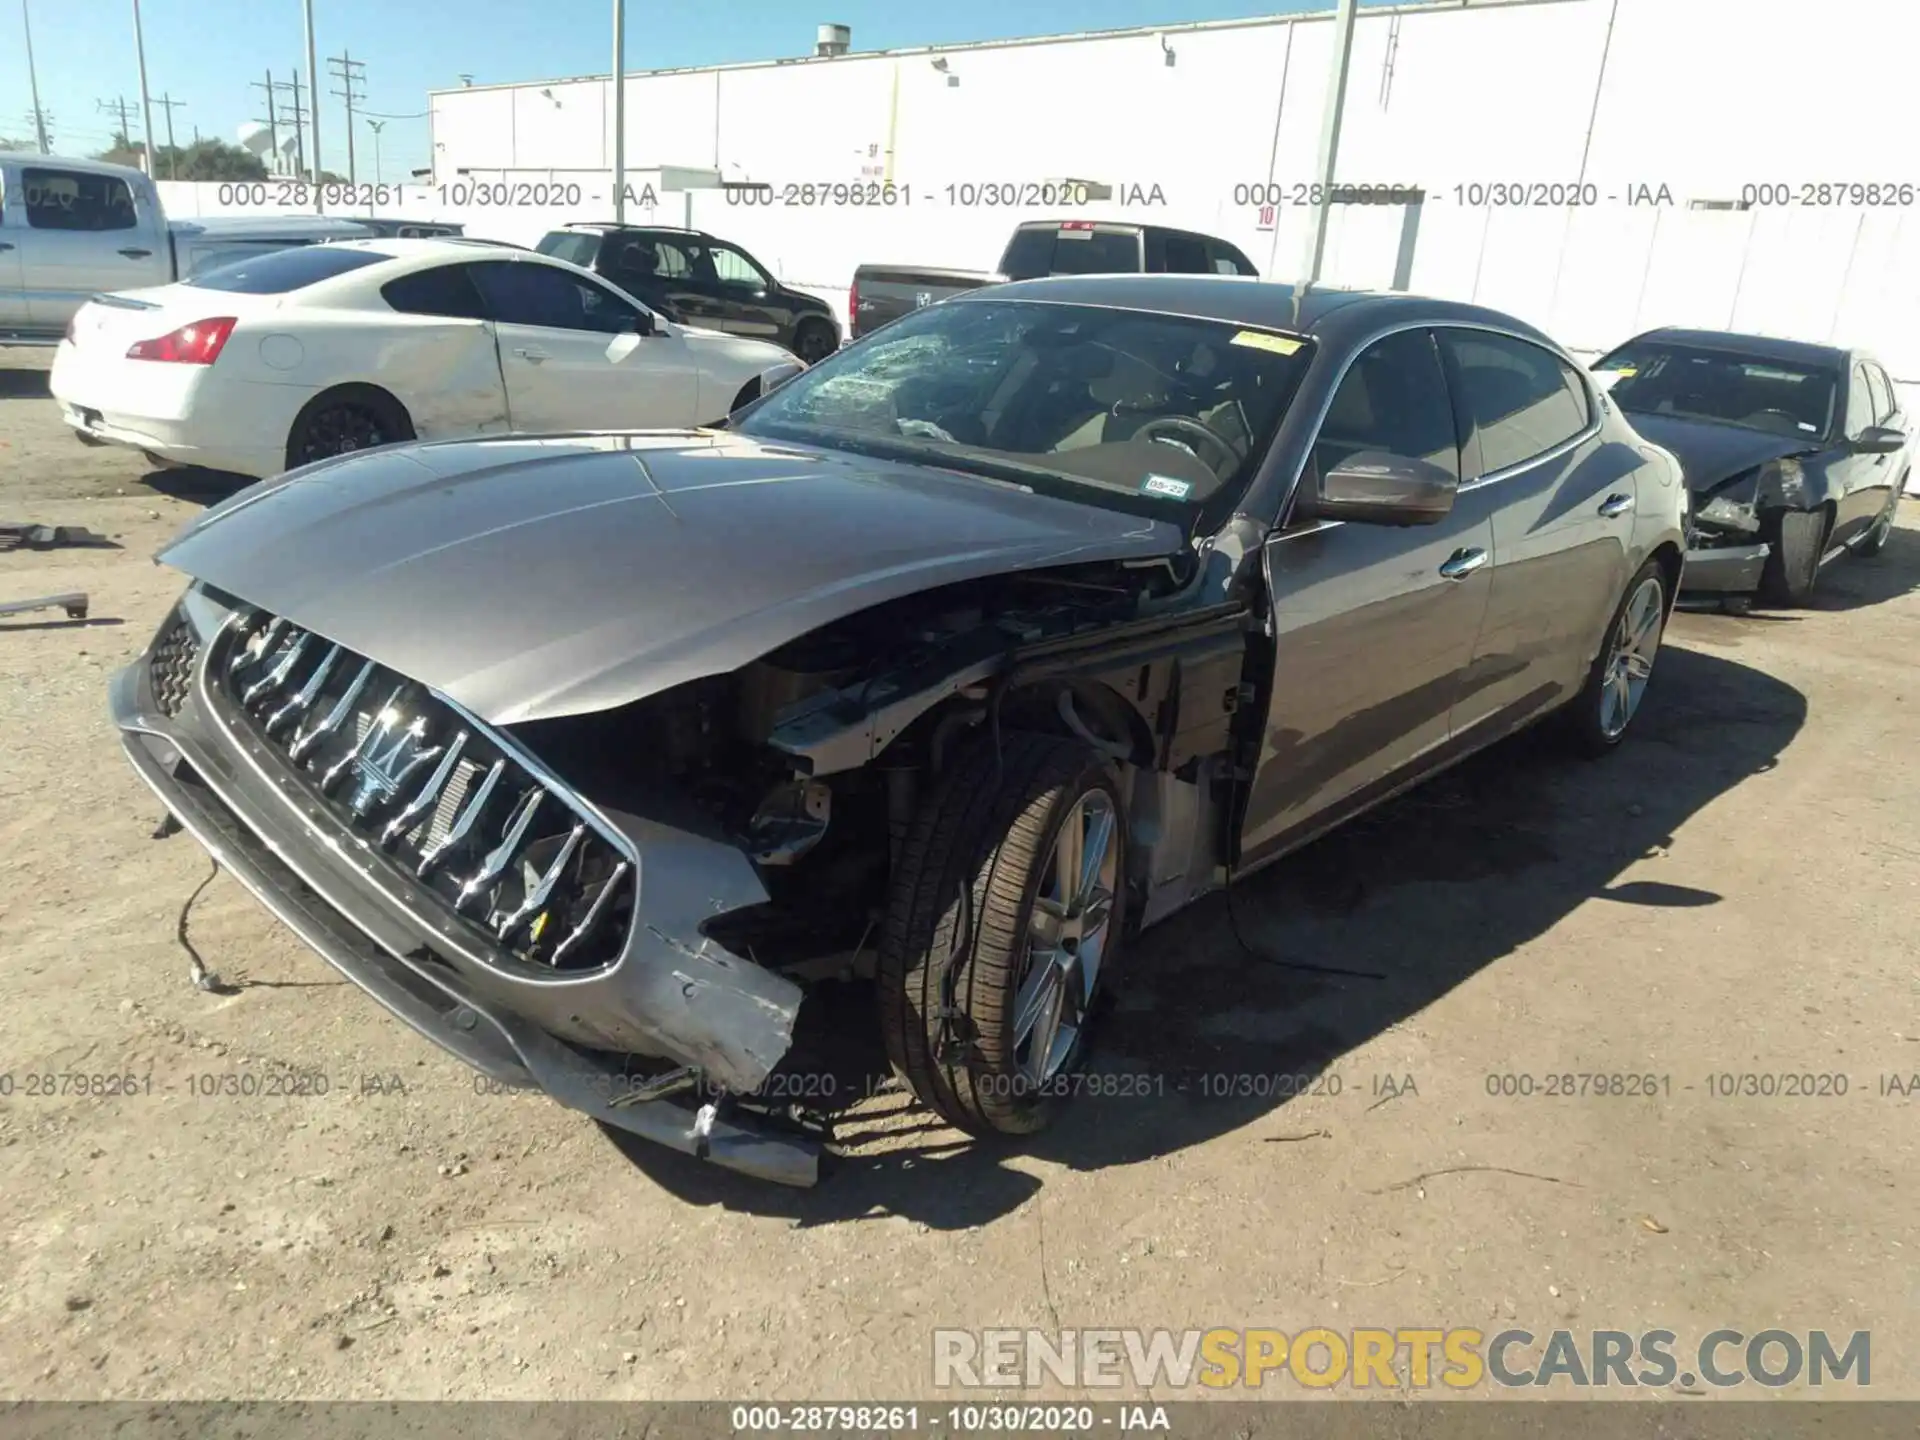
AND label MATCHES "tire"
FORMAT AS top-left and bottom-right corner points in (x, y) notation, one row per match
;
(877, 731), (1126, 1137)
(1758, 506), (1828, 606)
(791, 318), (838, 365)
(729, 377), (761, 415)
(1561, 559), (1670, 757)
(285, 387), (414, 471)
(1853, 479), (1903, 558)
